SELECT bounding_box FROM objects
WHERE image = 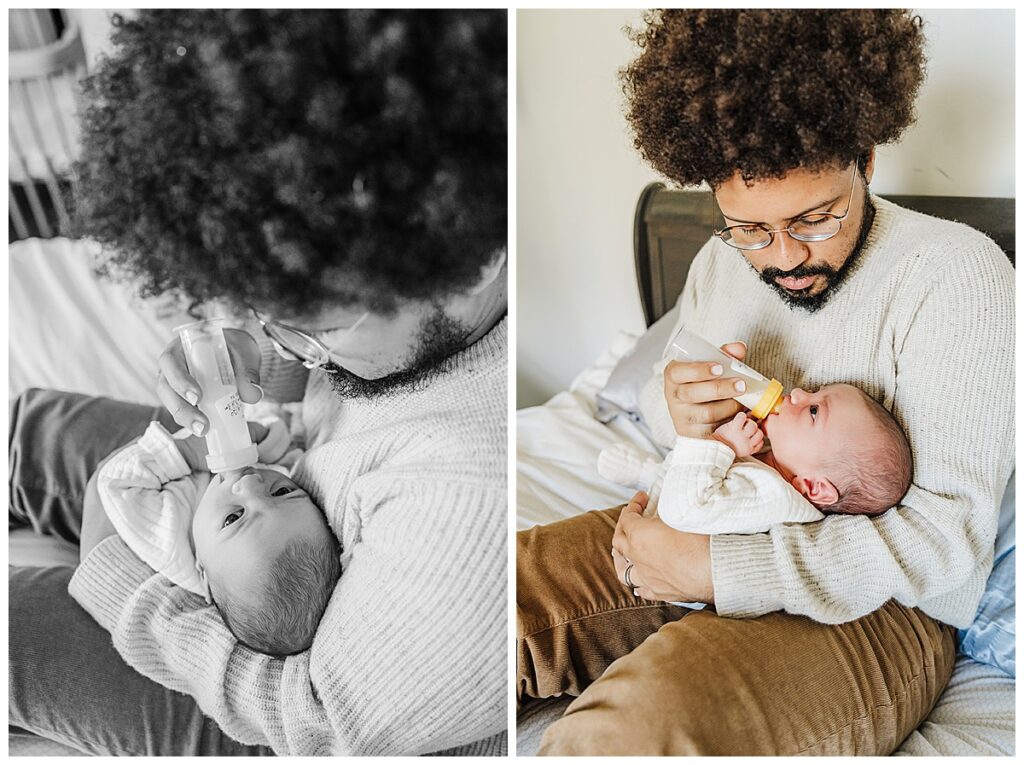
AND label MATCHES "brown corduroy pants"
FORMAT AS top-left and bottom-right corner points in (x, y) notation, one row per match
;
(517, 506), (957, 756)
